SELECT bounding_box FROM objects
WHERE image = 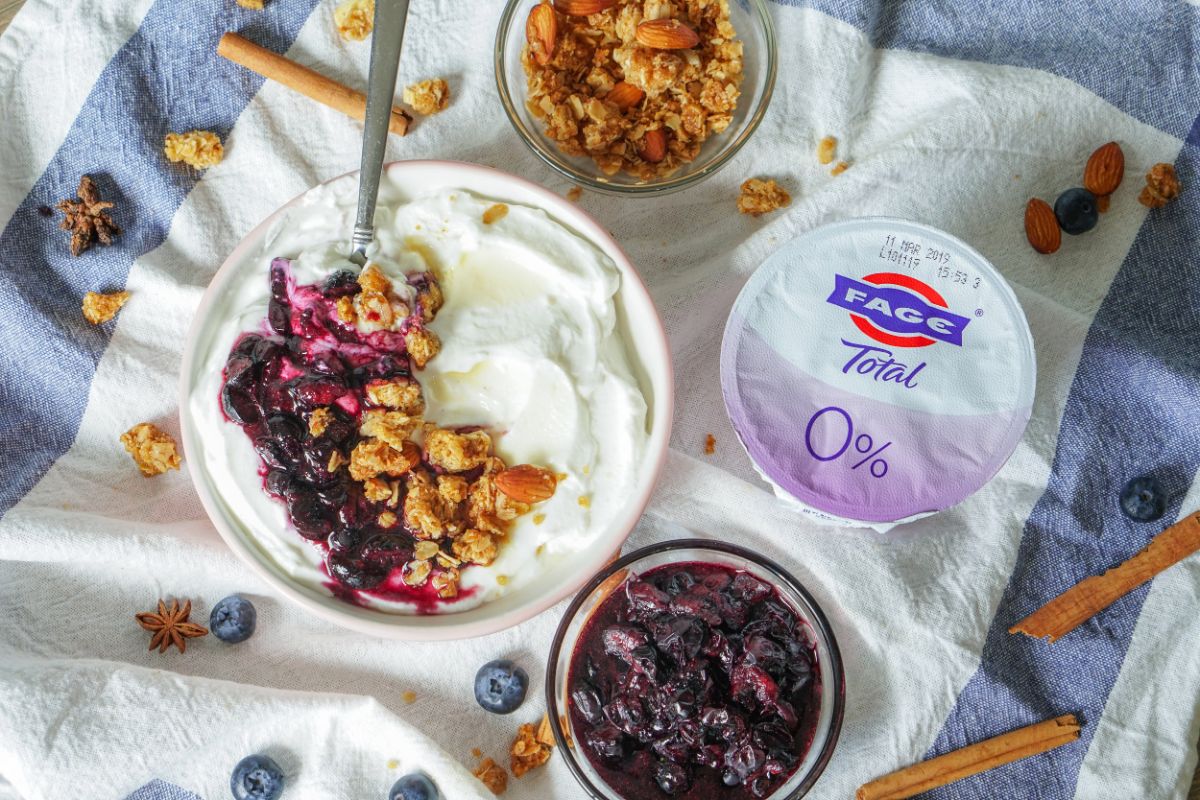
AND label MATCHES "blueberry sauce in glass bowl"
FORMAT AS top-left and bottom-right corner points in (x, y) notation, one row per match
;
(547, 541), (844, 800)
(218, 257), (468, 610)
